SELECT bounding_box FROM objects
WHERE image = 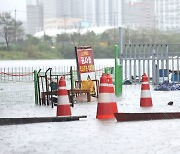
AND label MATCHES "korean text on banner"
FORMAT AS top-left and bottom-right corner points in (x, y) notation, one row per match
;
(77, 48), (95, 73)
